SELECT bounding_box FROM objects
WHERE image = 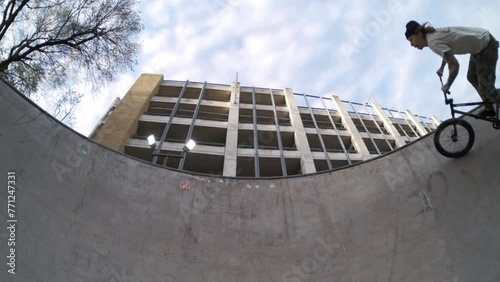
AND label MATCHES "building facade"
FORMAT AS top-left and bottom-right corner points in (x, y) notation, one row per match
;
(91, 74), (439, 177)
